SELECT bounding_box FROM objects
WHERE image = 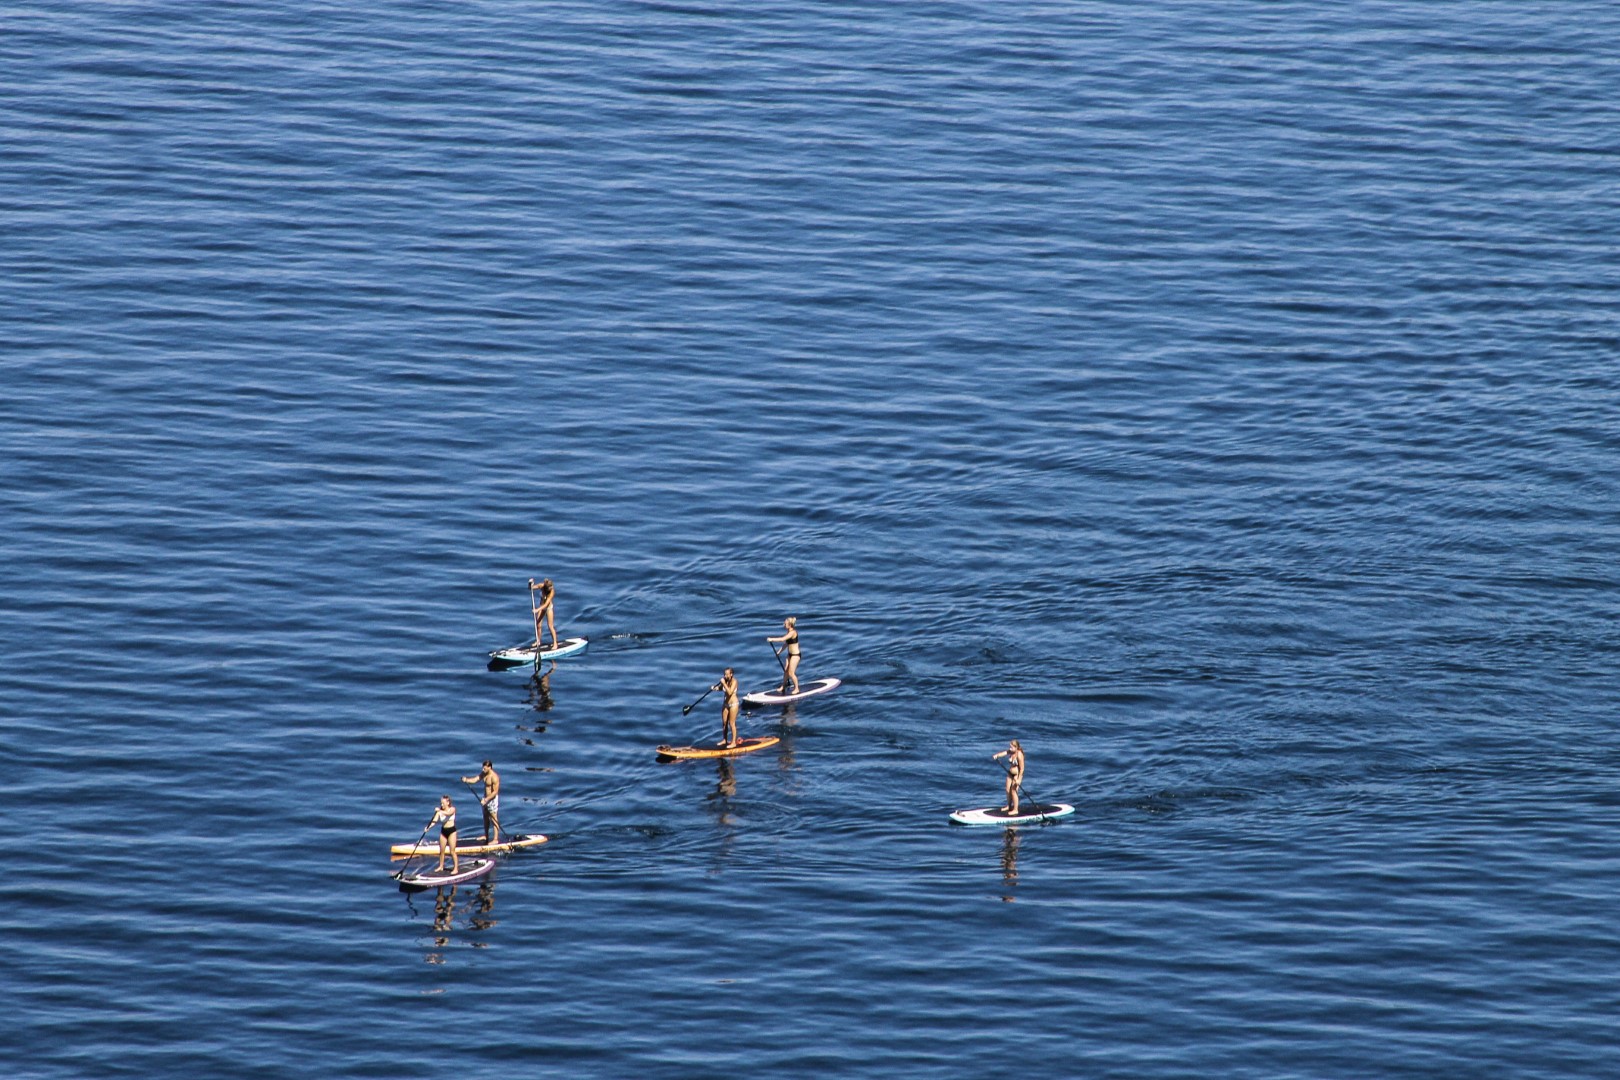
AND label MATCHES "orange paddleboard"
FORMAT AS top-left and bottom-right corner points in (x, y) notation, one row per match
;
(656, 736), (780, 760)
